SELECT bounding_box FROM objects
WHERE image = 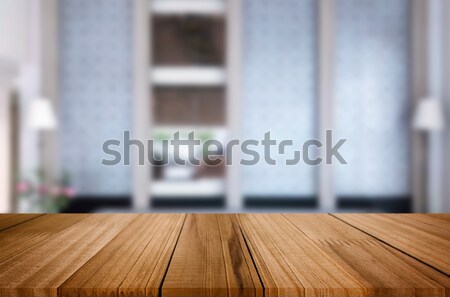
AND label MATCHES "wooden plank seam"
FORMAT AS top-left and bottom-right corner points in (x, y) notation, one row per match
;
(330, 214), (450, 278)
